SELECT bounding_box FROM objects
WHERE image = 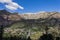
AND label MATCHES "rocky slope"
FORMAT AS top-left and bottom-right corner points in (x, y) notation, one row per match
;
(0, 10), (60, 20)
(0, 10), (60, 27)
(20, 12), (60, 19)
